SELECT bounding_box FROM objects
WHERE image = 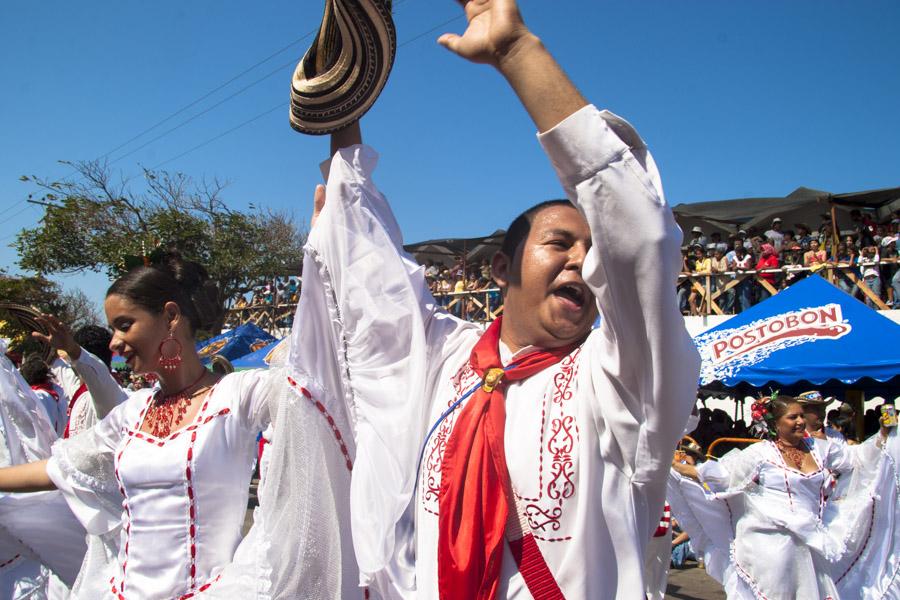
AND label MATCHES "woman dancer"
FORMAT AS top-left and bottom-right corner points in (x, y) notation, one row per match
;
(670, 394), (898, 599)
(0, 254), (354, 599)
